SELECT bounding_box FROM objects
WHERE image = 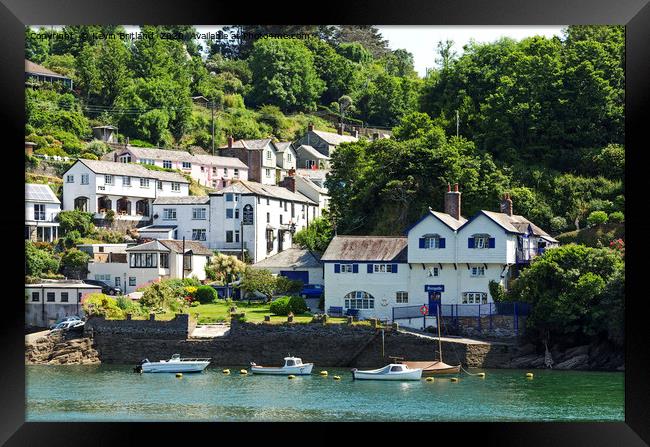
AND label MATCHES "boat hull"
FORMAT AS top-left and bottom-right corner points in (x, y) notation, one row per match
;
(250, 363), (314, 375)
(402, 361), (461, 376)
(141, 361), (210, 373)
(352, 369), (423, 381)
